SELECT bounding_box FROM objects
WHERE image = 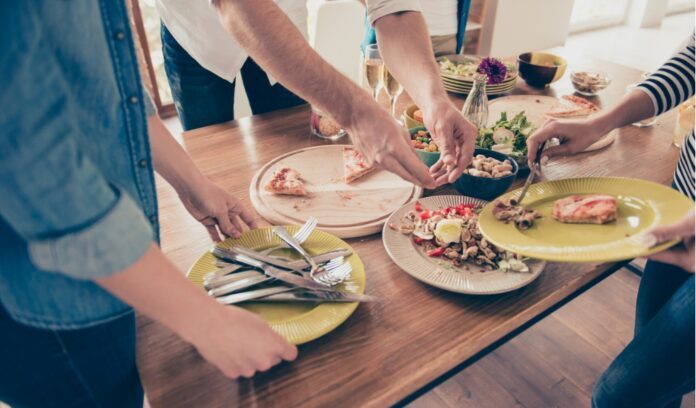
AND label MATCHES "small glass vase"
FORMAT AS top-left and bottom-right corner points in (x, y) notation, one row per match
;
(461, 73), (489, 129)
